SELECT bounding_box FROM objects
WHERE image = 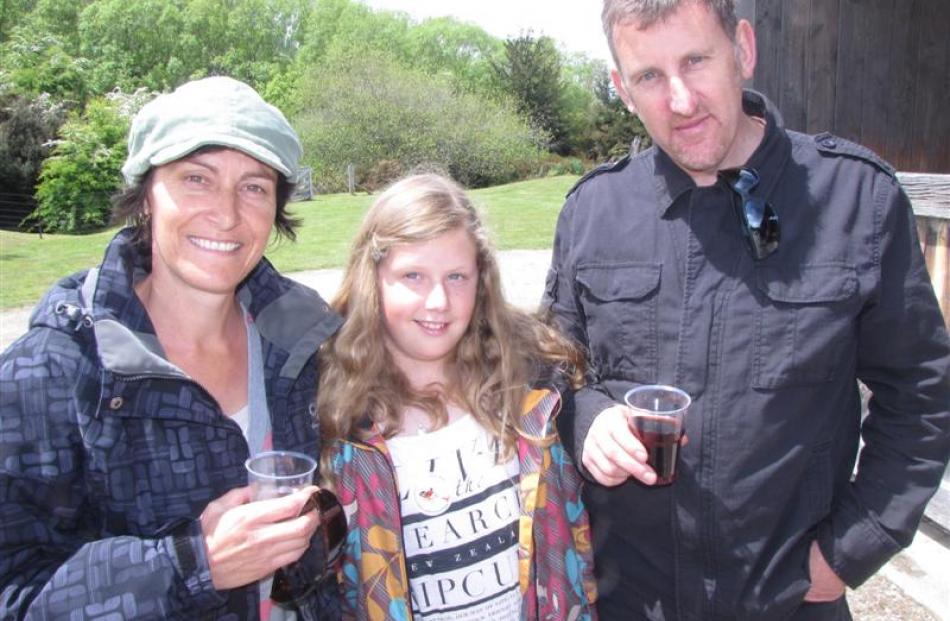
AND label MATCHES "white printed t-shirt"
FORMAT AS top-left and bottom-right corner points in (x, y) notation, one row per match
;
(385, 414), (522, 620)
